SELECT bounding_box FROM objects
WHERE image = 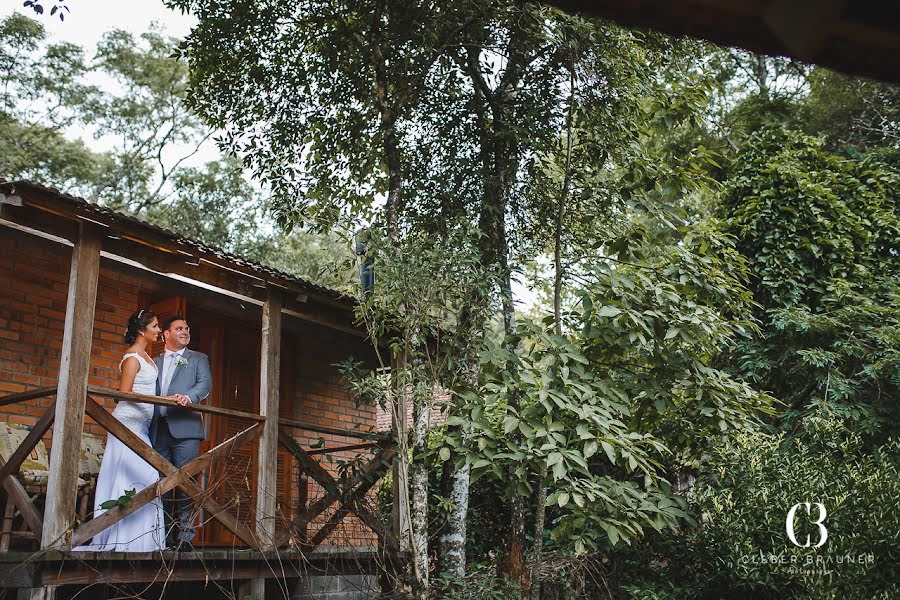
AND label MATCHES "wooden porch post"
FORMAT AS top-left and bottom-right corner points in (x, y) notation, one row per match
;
(42, 223), (101, 549)
(251, 285), (282, 599)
